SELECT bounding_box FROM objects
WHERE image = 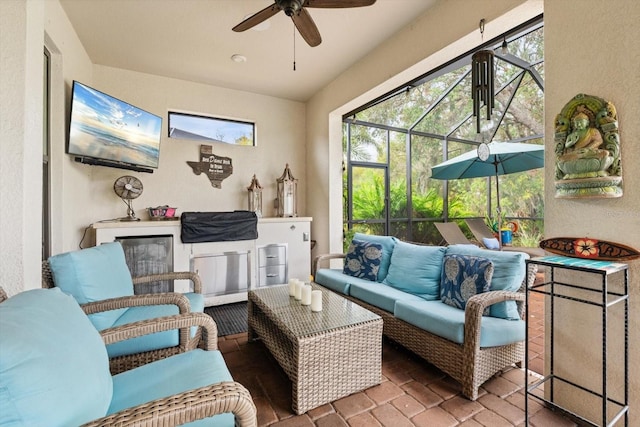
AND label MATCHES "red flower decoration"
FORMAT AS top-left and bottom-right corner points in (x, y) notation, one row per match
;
(574, 239), (600, 258)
